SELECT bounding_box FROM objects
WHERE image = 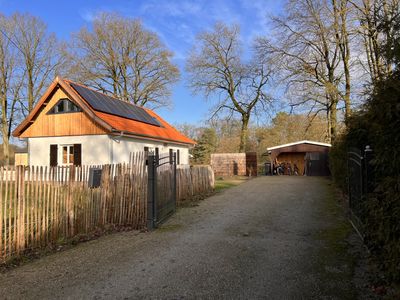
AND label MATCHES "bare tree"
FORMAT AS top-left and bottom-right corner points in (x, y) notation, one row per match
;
(70, 13), (179, 109)
(174, 123), (202, 141)
(0, 15), (23, 164)
(256, 0), (348, 142)
(186, 23), (272, 152)
(11, 13), (65, 115)
(333, 0), (353, 119)
(350, 0), (399, 84)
